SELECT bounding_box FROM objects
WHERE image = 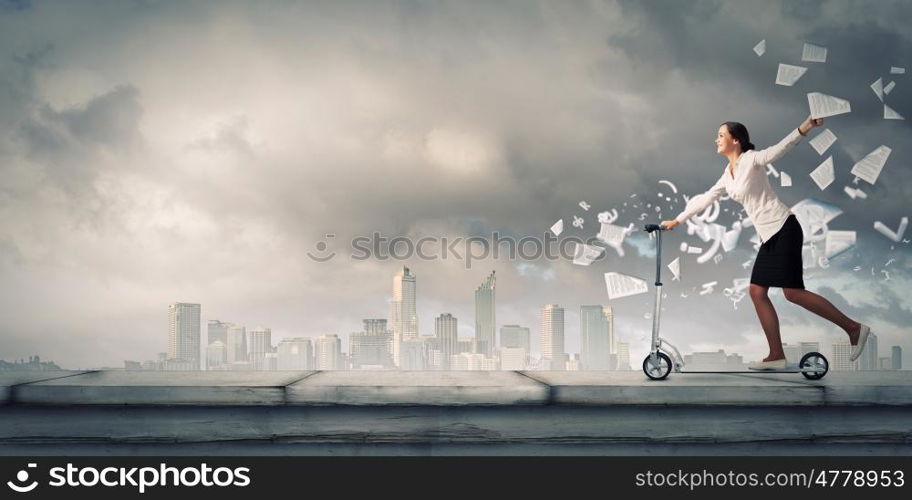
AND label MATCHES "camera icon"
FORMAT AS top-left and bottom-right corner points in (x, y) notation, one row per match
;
(7, 463), (38, 493)
(306, 233), (337, 262)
